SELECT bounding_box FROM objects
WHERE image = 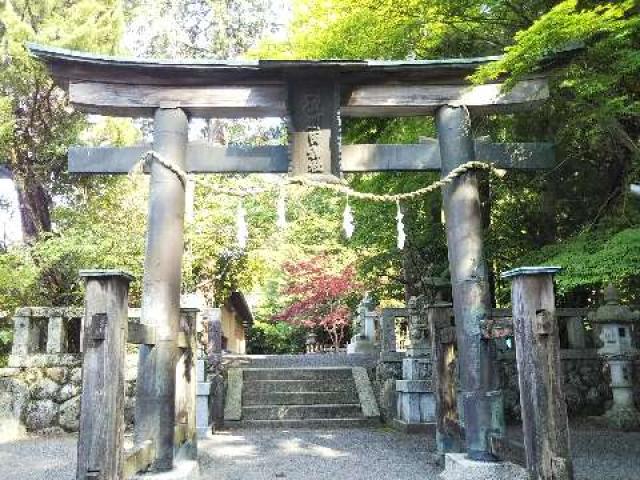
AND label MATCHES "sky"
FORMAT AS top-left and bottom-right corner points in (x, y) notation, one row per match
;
(0, 179), (21, 246)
